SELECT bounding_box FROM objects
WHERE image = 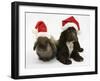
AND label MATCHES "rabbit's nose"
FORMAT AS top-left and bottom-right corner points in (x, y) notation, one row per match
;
(39, 44), (46, 48)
